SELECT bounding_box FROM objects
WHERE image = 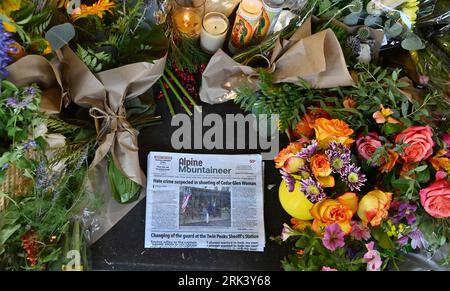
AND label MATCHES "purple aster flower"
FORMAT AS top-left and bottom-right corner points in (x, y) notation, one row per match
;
(22, 139), (38, 151)
(300, 177), (326, 203)
(408, 228), (428, 250)
(0, 22), (14, 78)
(1, 163), (9, 171)
(363, 242), (382, 271)
(391, 201), (417, 225)
(396, 235), (409, 246)
(297, 140), (318, 160)
(280, 170), (295, 192)
(342, 164), (367, 192)
(350, 221), (371, 241)
(322, 223), (345, 252)
(24, 86), (37, 96)
(325, 142), (351, 174)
